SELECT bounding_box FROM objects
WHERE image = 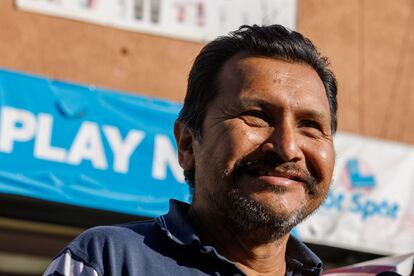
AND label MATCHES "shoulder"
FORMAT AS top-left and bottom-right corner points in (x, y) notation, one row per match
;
(71, 220), (160, 259)
(73, 220), (156, 247)
(43, 249), (99, 276)
(45, 221), (161, 276)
